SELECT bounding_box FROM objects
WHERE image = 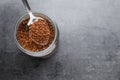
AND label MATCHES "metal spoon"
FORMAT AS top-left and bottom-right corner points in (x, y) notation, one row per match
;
(22, 0), (50, 45)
